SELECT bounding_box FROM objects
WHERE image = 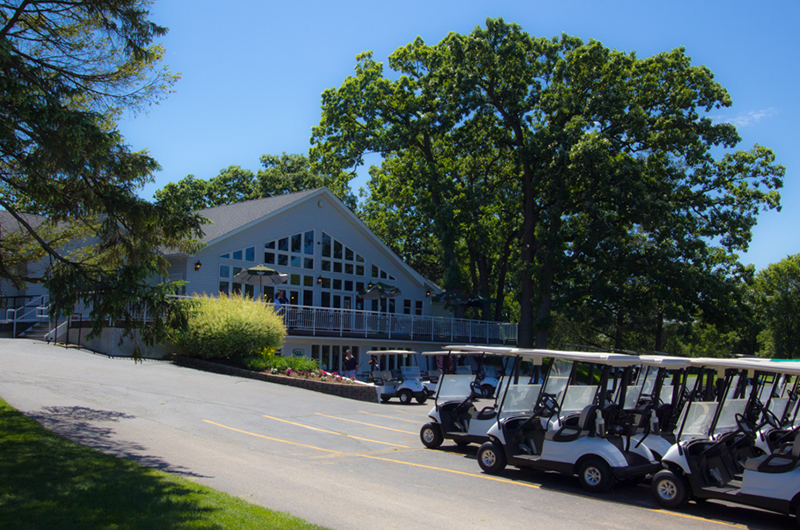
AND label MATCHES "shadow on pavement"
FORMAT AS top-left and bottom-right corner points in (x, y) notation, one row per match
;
(27, 405), (209, 478)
